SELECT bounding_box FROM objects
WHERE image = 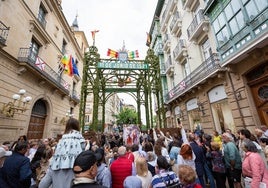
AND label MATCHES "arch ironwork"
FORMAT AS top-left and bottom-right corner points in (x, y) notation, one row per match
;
(79, 46), (166, 132)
